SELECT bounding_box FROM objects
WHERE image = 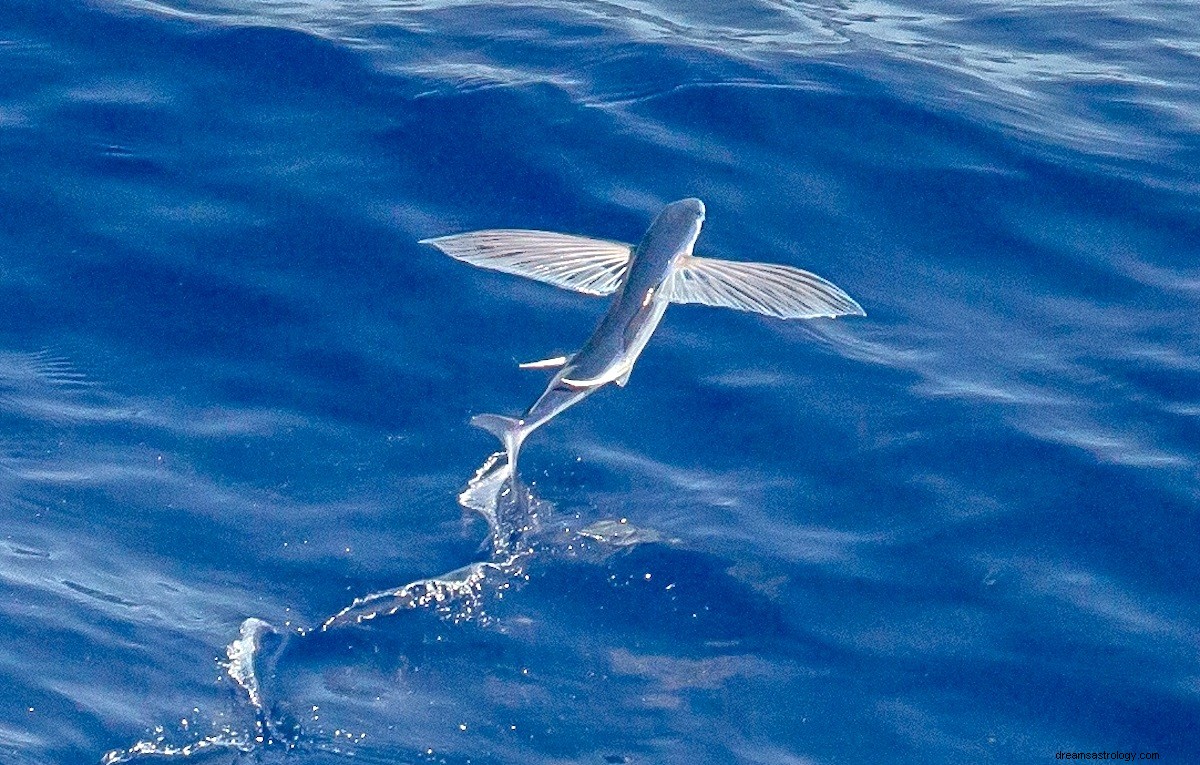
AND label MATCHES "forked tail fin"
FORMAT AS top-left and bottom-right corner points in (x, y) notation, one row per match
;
(470, 413), (527, 468)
